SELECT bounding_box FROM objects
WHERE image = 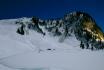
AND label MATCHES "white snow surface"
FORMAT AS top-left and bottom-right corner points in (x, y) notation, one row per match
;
(0, 18), (104, 70)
